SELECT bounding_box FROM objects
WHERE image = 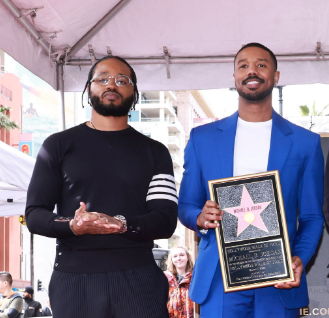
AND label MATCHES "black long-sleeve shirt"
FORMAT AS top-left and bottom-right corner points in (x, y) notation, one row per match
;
(22, 298), (42, 317)
(25, 124), (178, 273)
